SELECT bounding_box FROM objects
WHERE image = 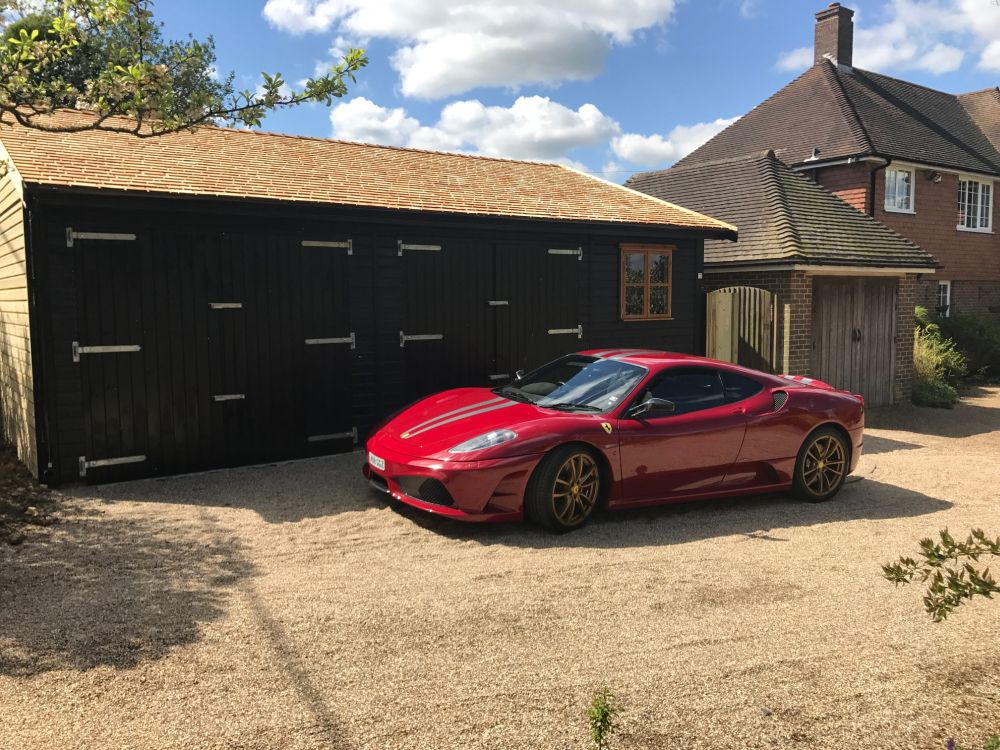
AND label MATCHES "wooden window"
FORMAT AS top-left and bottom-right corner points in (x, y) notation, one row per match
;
(958, 177), (993, 232)
(620, 245), (673, 321)
(885, 167), (915, 213)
